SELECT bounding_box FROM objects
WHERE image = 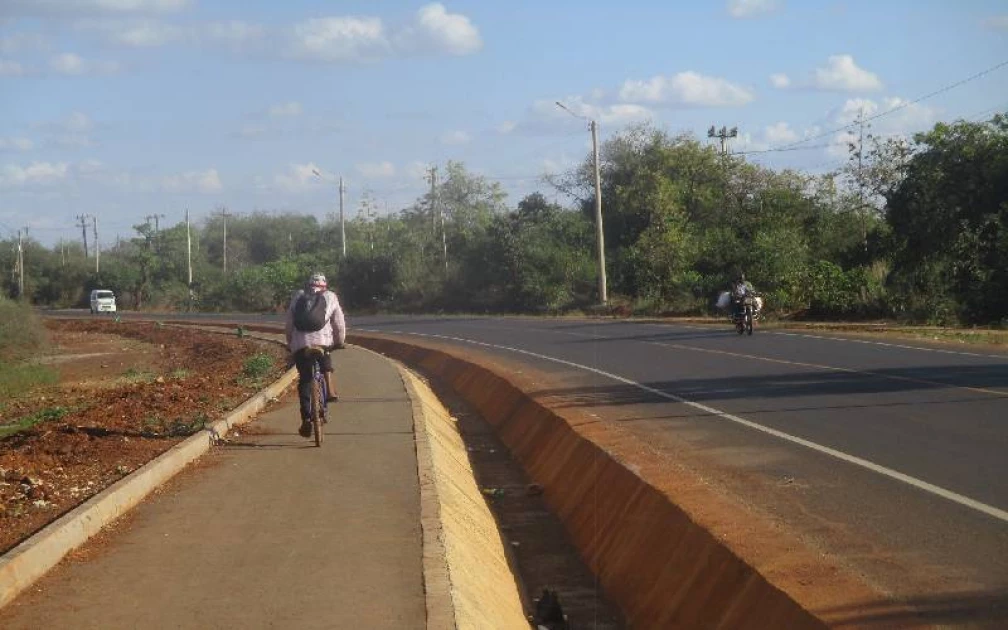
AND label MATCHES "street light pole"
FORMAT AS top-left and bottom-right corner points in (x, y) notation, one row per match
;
(313, 168), (346, 258)
(557, 101), (607, 305)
